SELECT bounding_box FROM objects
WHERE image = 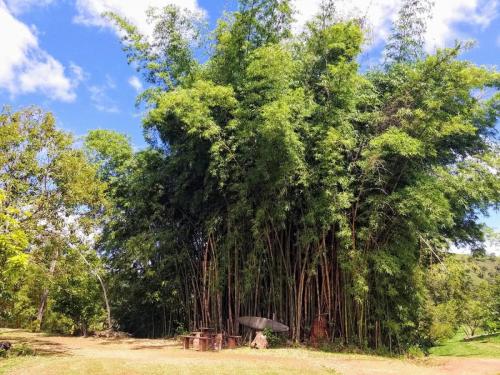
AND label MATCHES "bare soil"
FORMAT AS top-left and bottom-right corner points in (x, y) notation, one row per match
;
(1, 329), (499, 375)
